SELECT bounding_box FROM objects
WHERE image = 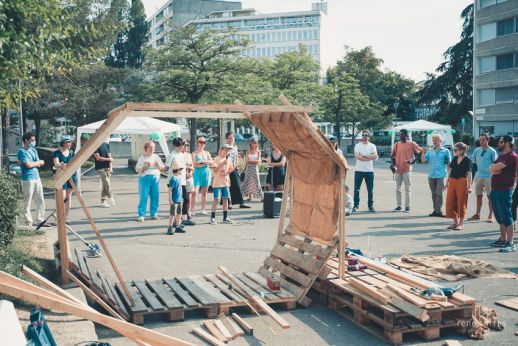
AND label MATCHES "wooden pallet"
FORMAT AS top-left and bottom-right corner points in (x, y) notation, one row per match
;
(69, 248), (296, 325)
(259, 231), (338, 307)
